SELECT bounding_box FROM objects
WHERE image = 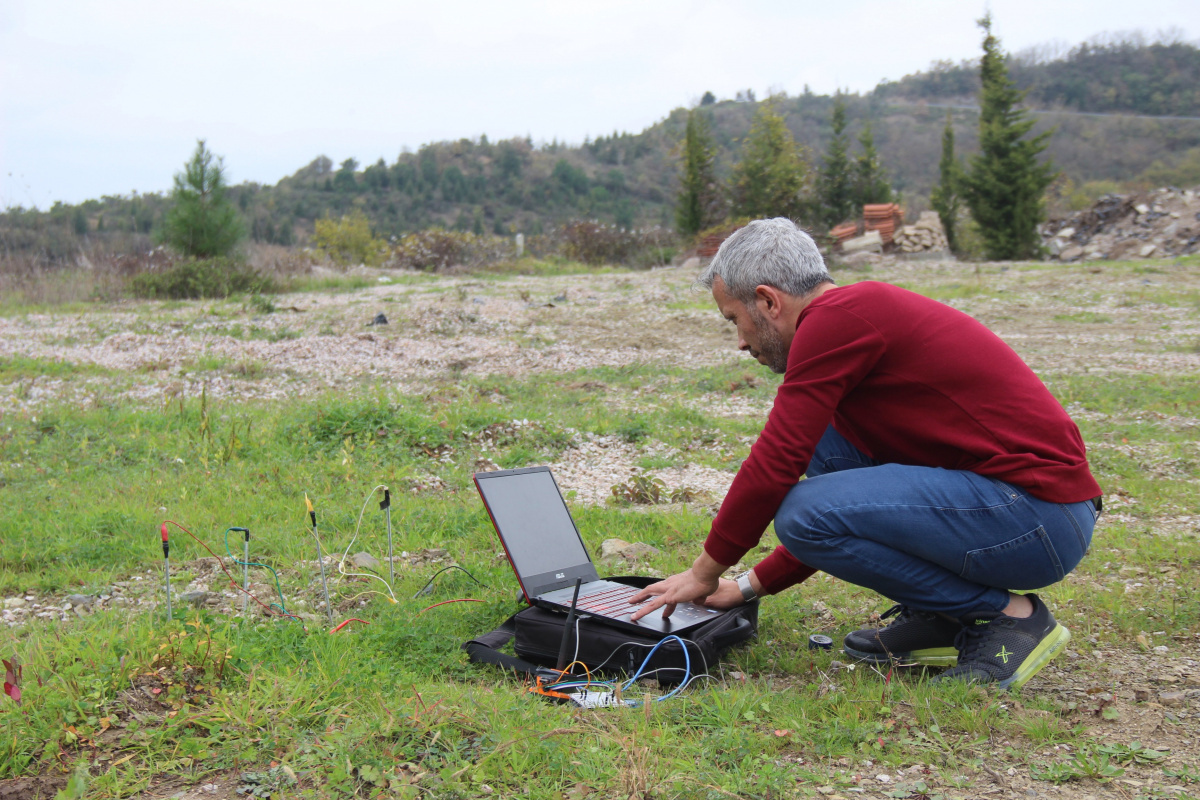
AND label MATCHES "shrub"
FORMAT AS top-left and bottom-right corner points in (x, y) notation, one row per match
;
(560, 221), (676, 266)
(393, 229), (511, 271)
(129, 258), (276, 299)
(312, 211), (388, 266)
